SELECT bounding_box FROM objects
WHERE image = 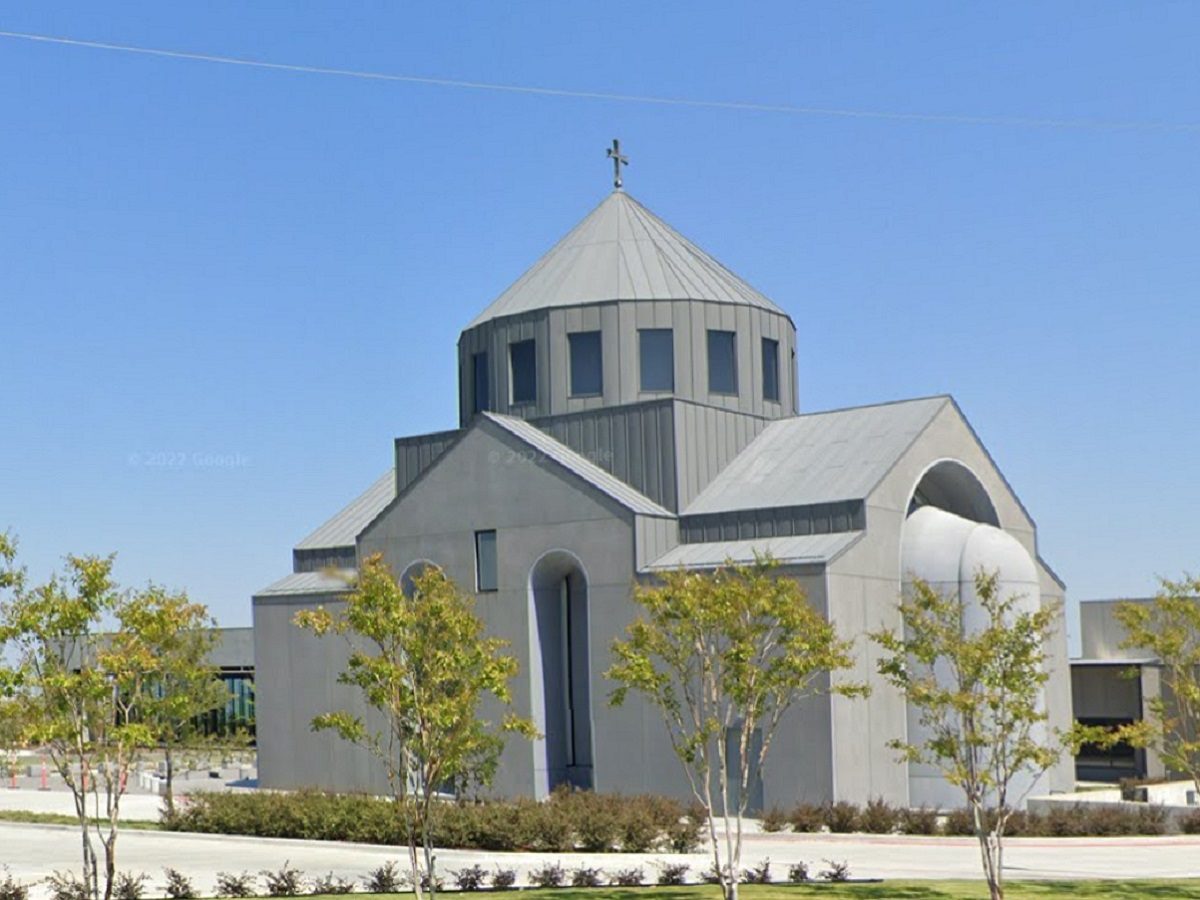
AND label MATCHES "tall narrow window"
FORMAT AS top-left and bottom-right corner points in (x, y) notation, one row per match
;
(762, 338), (780, 402)
(475, 530), (497, 592)
(472, 352), (489, 414)
(639, 328), (674, 392)
(509, 339), (536, 405)
(568, 331), (603, 397)
(707, 329), (737, 395)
